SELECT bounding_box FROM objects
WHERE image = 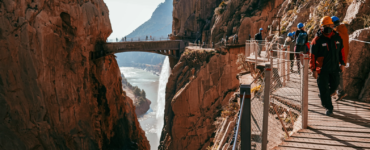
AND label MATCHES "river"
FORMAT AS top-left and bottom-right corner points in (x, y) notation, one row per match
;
(119, 57), (170, 150)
